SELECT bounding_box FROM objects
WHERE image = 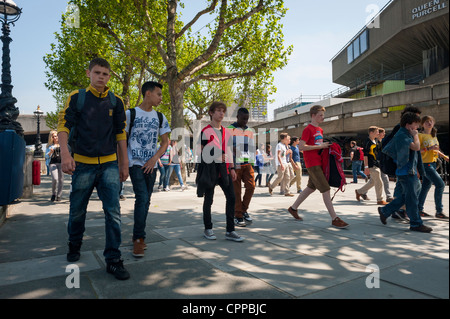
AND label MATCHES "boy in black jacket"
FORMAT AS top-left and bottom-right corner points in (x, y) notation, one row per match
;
(58, 58), (130, 280)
